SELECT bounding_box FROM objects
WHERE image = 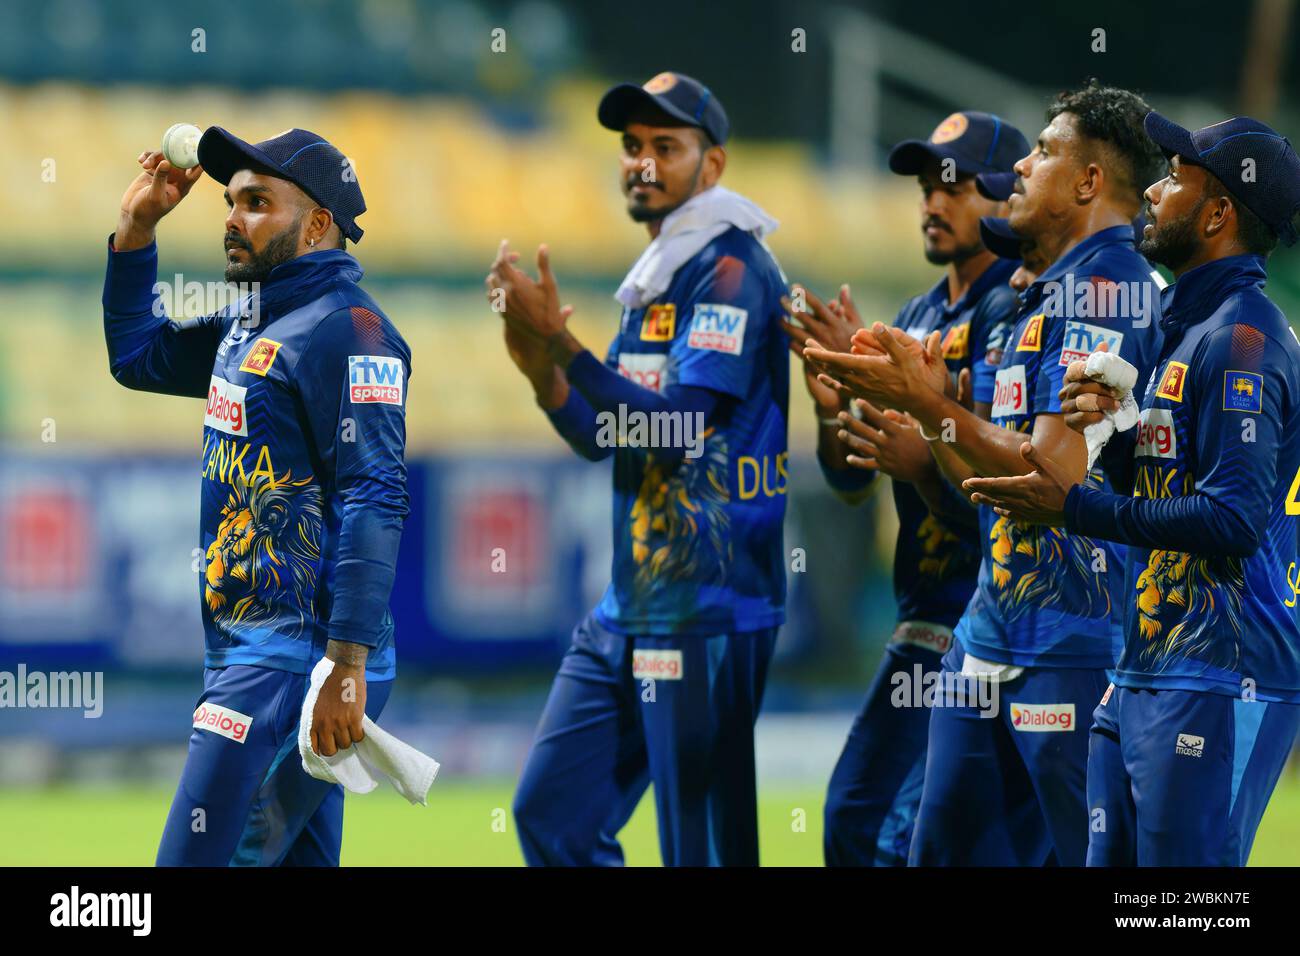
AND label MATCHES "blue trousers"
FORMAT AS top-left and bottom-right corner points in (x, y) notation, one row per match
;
(1087, 684), (1300, 866)
(909, 639), (1109, 866)
(156, 664), (392, 866)
(823, 640), (939, 866)
(513, 612), (778, 866)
